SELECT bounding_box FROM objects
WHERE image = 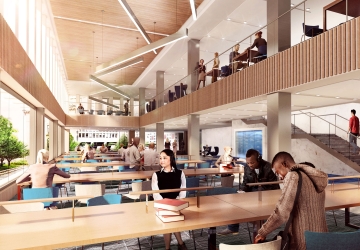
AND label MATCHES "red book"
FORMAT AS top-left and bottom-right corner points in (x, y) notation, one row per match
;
(154, 198), (189, 211)
(156, 208), (181, 216)
(156, 213), (185, 223)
